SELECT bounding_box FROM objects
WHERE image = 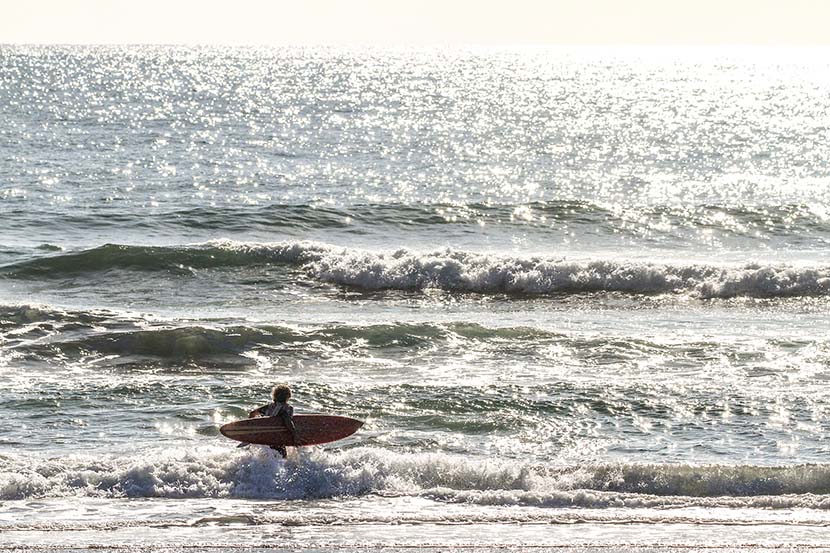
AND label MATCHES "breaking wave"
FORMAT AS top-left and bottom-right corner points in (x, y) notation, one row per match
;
(4, 240), (830, 299)
(4, 447), (830, 509)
